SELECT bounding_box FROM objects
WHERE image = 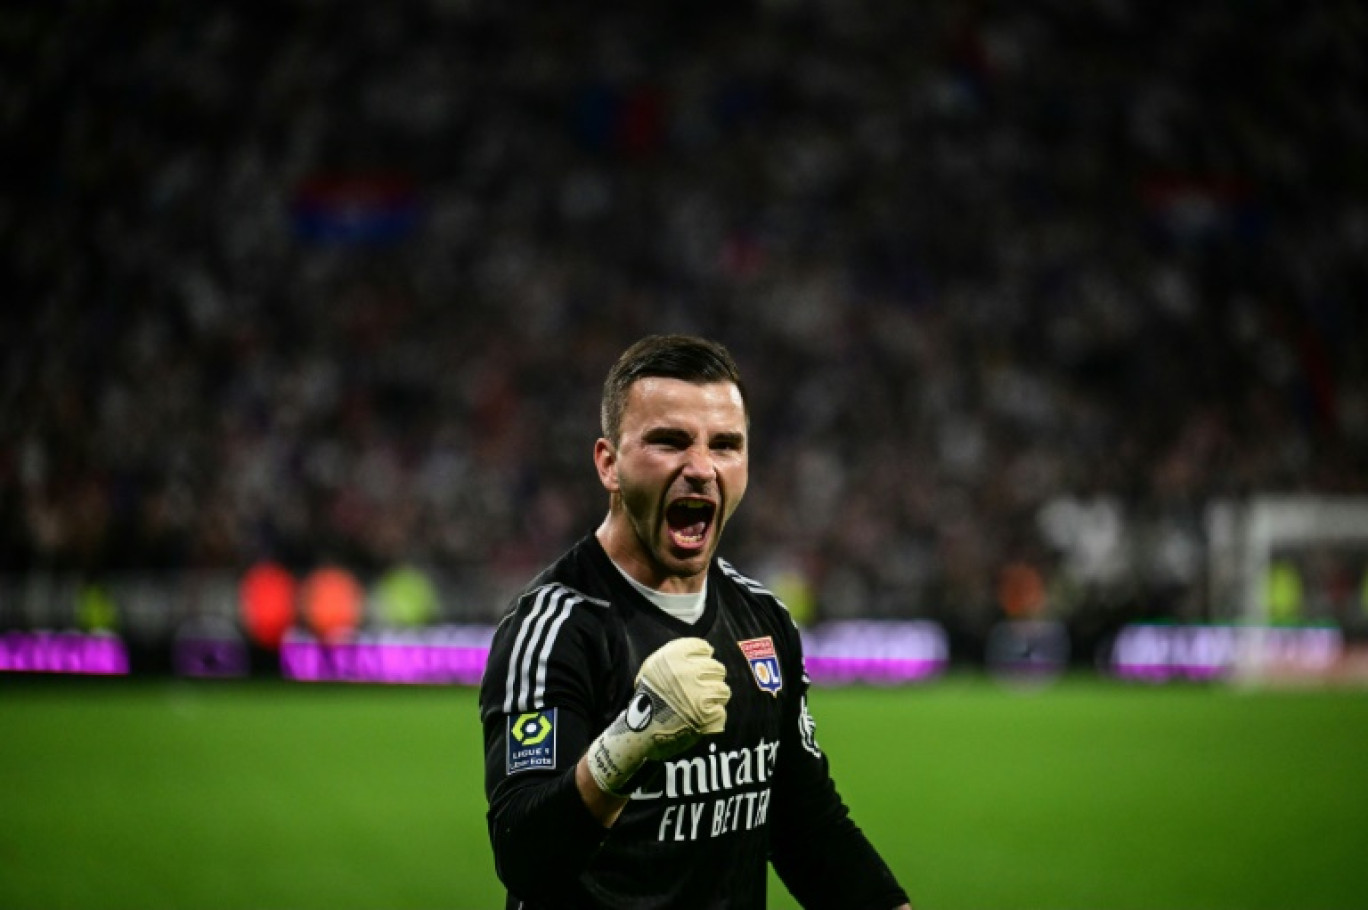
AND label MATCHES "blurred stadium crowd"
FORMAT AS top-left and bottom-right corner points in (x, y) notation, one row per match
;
(5, 1), (1367, 646)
